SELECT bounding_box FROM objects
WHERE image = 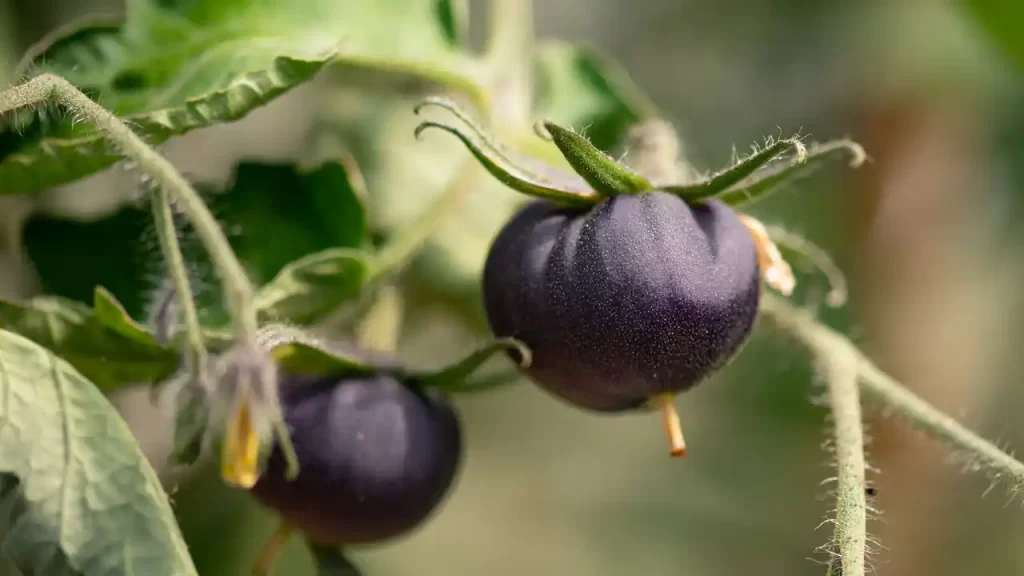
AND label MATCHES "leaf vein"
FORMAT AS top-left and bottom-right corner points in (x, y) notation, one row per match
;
(51, 351), (75, 569)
